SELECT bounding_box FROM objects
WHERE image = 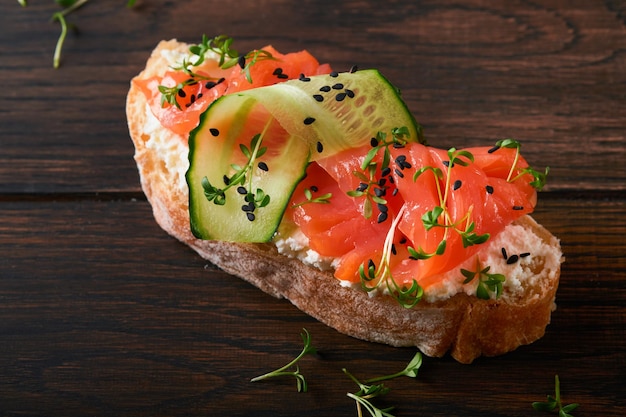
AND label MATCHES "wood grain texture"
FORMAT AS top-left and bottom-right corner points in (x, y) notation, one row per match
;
(0, 0), (625, 415)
